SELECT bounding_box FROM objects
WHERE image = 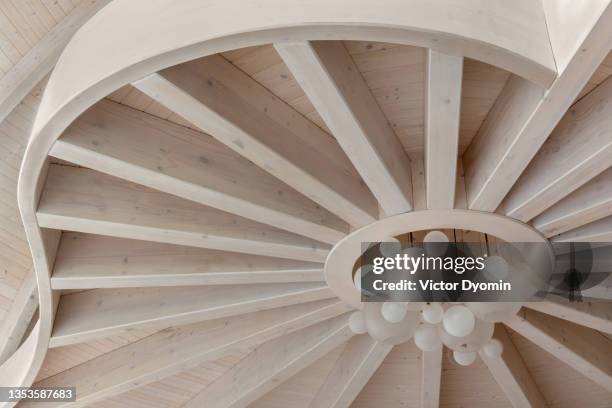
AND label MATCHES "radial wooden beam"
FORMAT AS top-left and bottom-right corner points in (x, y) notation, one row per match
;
(36, 165), (330, 262)
(32, 299), (351, 407)
(552, 215), (612, 242)
(533, 166), (612, 237)
(50, 233), (324, 289)
(506, 308), (612, 392)
(50, 99), (348, 245)
(525, 297), (612, 335)
(183, 316), (353, 408)
(309, 335), (392, 408)
(49, 282), (333, 347)
(421, 346), (443, 408)
(275, 41), (413, 216)
(134, 55), (377, 228)
(463, 3), (612, 211)
(0, 271), (37, 365)
(479, 325), (548, 408)
(499, 76), (612, 222)
(425, 50), (463, 210)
